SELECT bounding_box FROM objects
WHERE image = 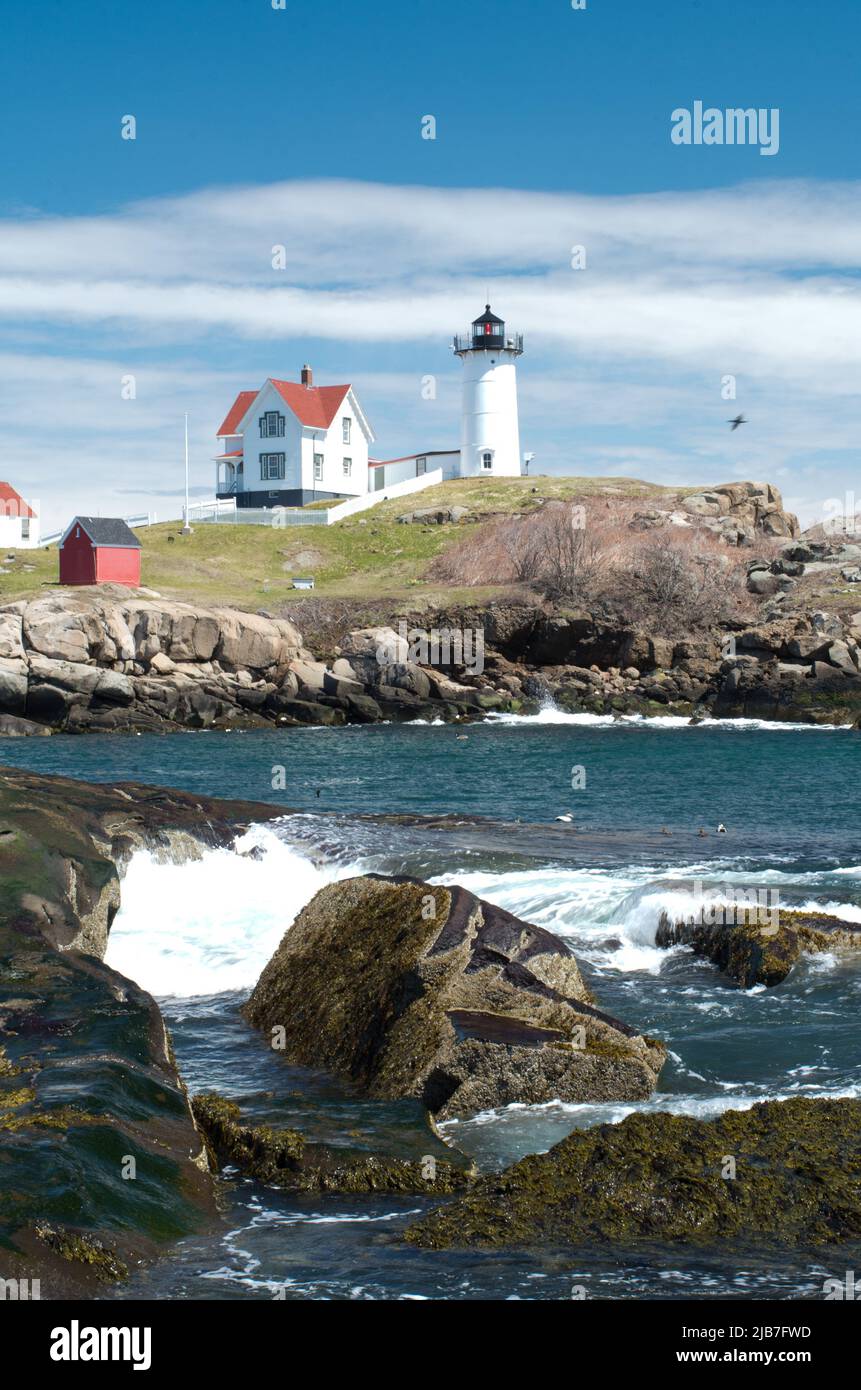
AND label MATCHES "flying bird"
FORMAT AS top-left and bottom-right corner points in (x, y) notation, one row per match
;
(727, 414), (747, 431)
